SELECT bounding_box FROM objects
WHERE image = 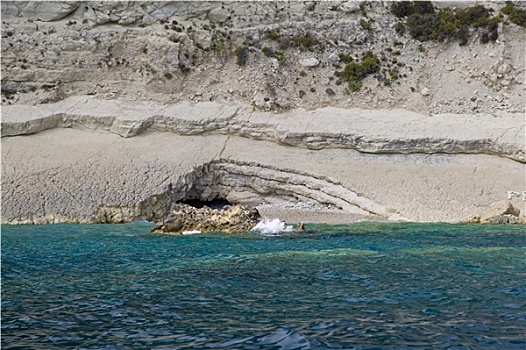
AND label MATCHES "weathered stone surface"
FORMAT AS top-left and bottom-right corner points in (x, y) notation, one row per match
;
(2, 97), (524, 163)
(1, 125), (523, 225)
(1, 1), (524, 226)
(300, 58), (320, 68)
(19, 1), (80, 21)
(479, 200), (521, 223)
(151, 204), (260, 234)
(486, 214), (524, 224)
(208, 7), (229, 23)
